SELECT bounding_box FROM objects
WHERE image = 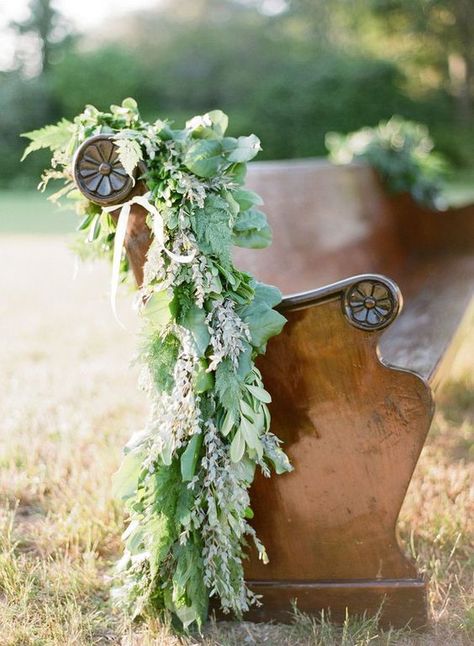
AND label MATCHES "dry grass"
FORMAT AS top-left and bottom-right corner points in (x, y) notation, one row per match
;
(0, 236), (472, 645)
